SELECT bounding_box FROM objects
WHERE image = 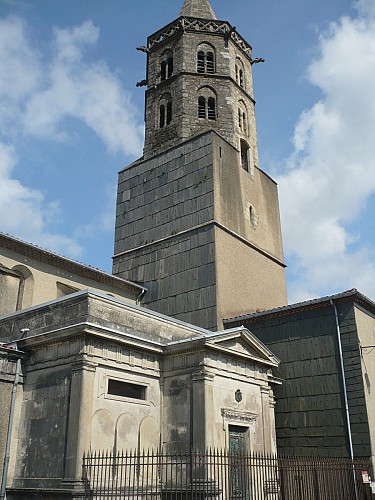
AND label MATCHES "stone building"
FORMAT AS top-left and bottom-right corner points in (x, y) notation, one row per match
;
(224, 290), (375, 462)
(113, 0), (287, 331)
(1, 0), (375, 498)
(0, 288), (280, 498)
(0, 232), (144, 316)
